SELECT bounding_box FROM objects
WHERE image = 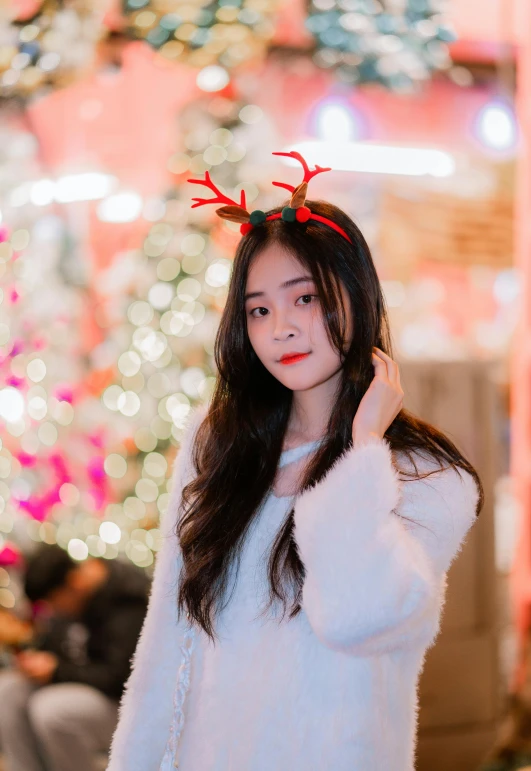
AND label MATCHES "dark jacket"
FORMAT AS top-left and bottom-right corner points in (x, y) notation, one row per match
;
(36, 558), (150, 700)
